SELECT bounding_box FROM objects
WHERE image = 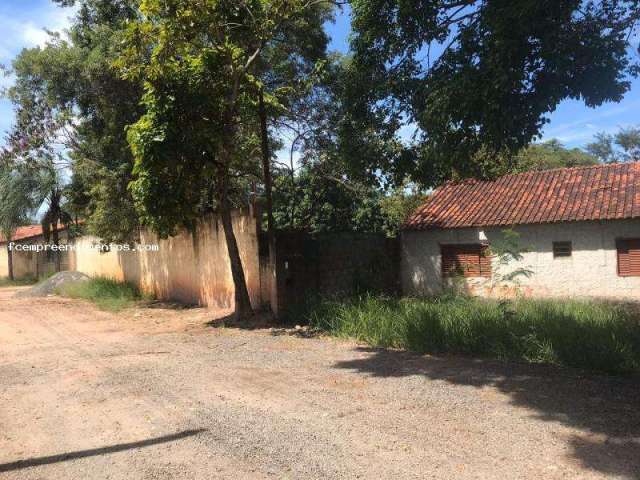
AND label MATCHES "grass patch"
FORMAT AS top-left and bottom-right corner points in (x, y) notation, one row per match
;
(57, 277), (144, 312)
(303, 294), (640, 374)
(0, 276), (38, 287)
